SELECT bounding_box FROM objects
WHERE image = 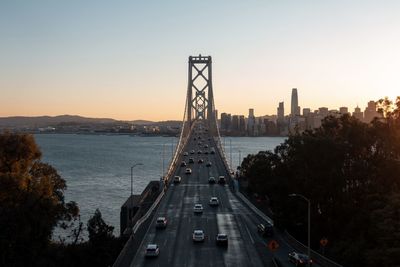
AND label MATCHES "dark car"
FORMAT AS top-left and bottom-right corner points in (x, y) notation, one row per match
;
(288, 251), (312, 266)
(181, 161), (187, 167)
(216, 234), (228, 246)
(198, 158), (204, 164)
(206, 162), (212, 167)
(189, 158), (194, 163)
(218, 176), (226, 184)
(257, 223), (273, 237)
